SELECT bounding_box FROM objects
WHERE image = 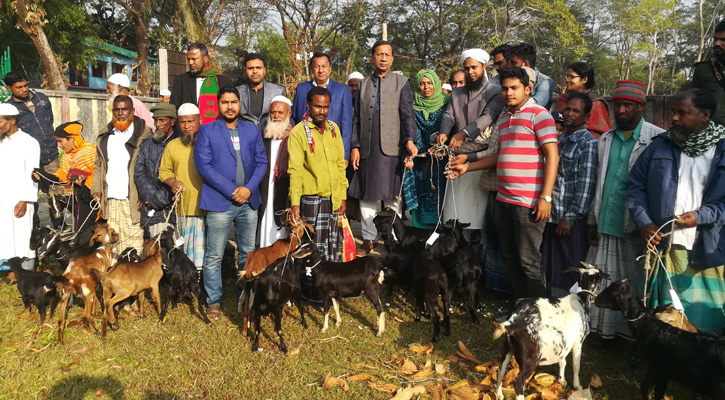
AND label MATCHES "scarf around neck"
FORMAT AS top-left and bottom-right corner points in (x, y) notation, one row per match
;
(412, 69), (449, 120)
(198, 69), (223, 124)
(673, 120), (725, 157)
(302, 111), (335, 153)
